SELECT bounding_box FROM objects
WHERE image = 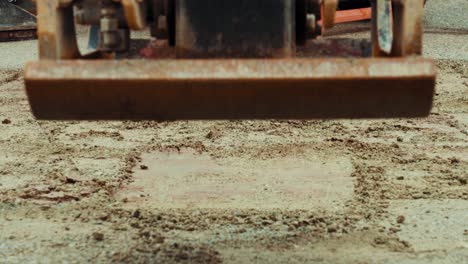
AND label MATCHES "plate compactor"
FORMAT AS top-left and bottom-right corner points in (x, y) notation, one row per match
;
(24, 0), (435, 120)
